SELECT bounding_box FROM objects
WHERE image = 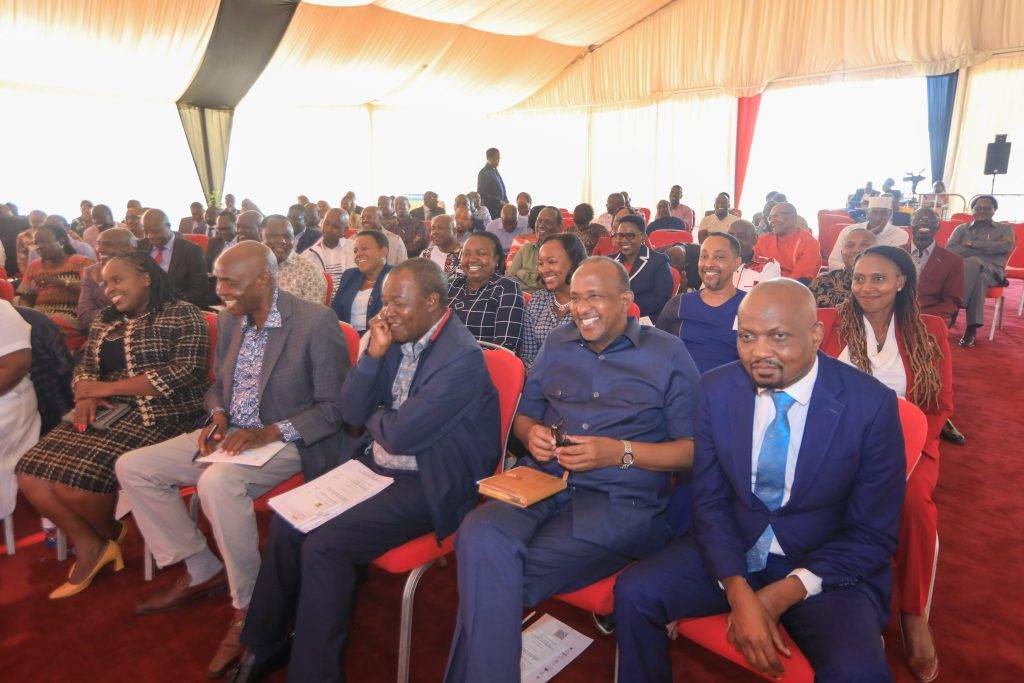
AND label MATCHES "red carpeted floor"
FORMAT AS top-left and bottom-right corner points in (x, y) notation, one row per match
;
(2, 291), (1023, 682)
